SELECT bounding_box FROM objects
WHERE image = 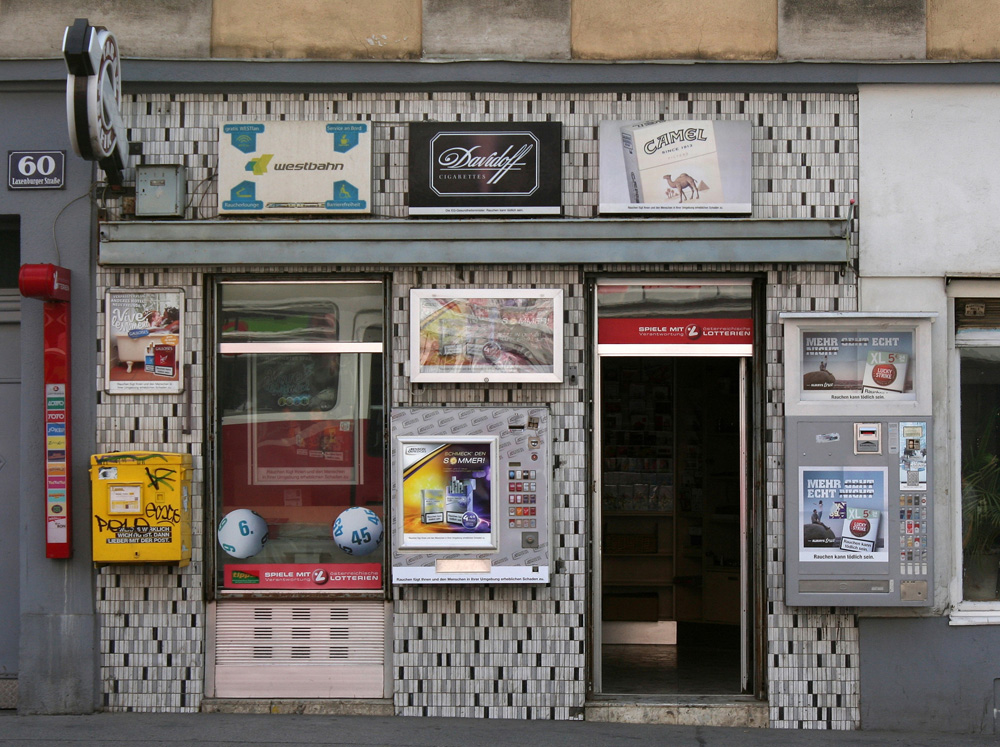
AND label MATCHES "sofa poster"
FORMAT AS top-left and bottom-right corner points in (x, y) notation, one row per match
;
(105, 288), (183, 394)
(799, 466), (888, 563)
(599, 119), (751, 214)
(800, 329), (915, 402)
(397, 438), (497, 551)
